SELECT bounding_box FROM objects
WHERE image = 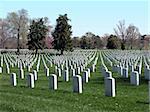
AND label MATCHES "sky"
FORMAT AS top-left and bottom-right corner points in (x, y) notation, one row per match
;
(0, 0), (149, 37)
